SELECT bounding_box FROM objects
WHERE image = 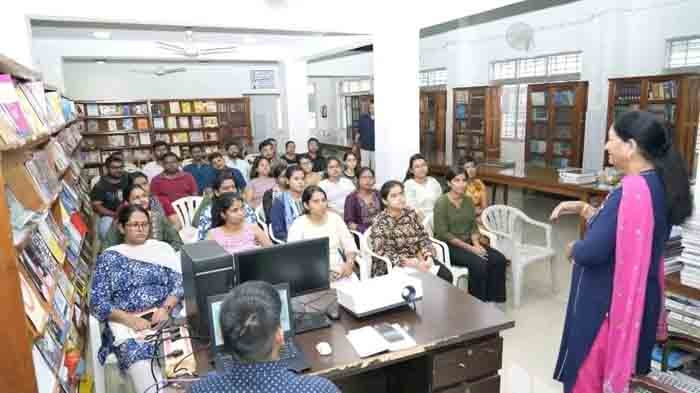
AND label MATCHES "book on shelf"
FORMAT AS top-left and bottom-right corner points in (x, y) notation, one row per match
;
(16, 87), (49, 137)
(529, 140), (548, 154)
(553, 91), (575, 106)
(171, 146), (181, 157)
(18, 82), (49, 128)
(46, 92), (66, 126)
(167, 116), (177, 129)
(191, 116), (202, 128)
(189, 131), (203, 142)
(138, 133), (151, 146)
(205, 131), (218, 141)
(203, 116), (218, 128)
(172, 132), (188, 144)
(616, 83), (641, 102)
(85, 150), (100, 164)
(193, 101), (206, 113)
(181, 102), (192, 113)
(178, 116), (190, 128)
(107, 135), (126, 147)
(26, 150), (61, 203)
(649, 81), (678, 100)
(122, 118), (134, 130)
(99, 104), (118, 116)
(19, 272), (49, 333)
(154, 133), (171, 143)
(205, 101), (217, 113)
(86, 104), (98, 117)
(231, 102), (245, 112)
(127, 134), (139, 146)
(0, 106), (22, 146)
(136, 118), (149, 130)
(455, 104), (466, 120)
(36, 330), (62, 373)
(169, 101), (181, 114)
(18, 247), (54, 301)
(100, 151), (113, 163)
(87, 120), (98, 132)
(134, 149), (151, 161)
(204, 145), (219, 154)
(107, 120), (117, 131)
(120, 104), (130, 116)
(531, 91), (547, 106)
(151, 103), (165, 116)
(153, 117), (164, 129)
(132, 103), (147, 115)
(47, 140), (69, 174)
